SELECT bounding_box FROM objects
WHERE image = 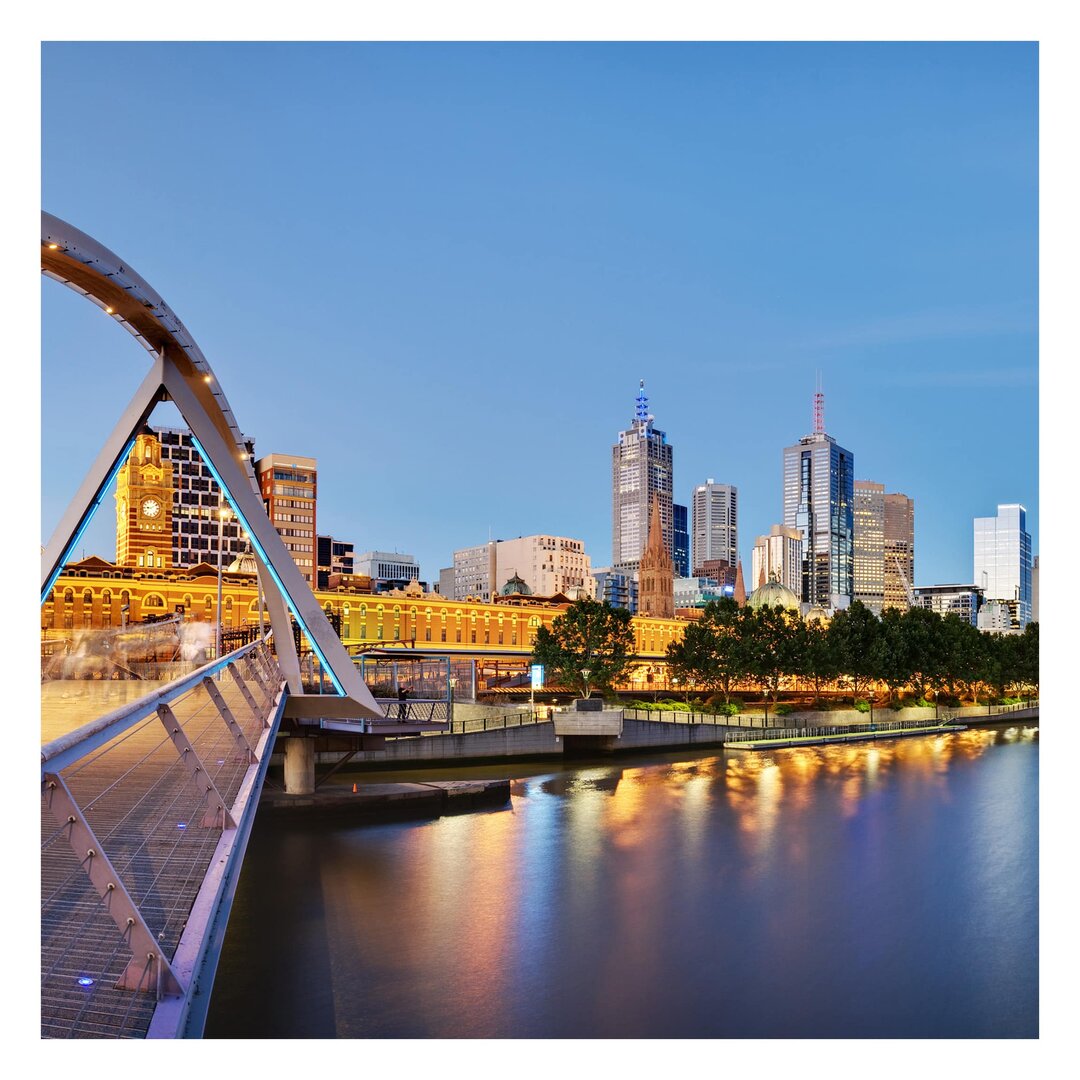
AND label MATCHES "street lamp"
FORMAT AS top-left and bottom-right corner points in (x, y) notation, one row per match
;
(581, 667), (591, 700)
(216, 504), (232, 661)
